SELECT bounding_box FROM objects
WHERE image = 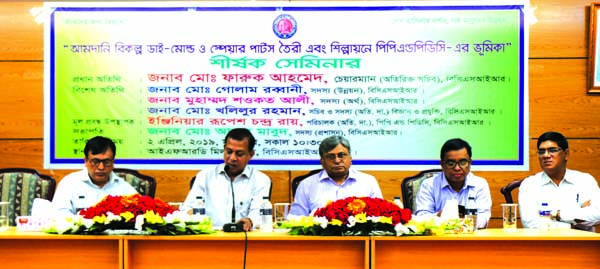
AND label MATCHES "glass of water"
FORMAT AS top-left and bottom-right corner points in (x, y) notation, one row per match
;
(273, 203), (290, 228)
